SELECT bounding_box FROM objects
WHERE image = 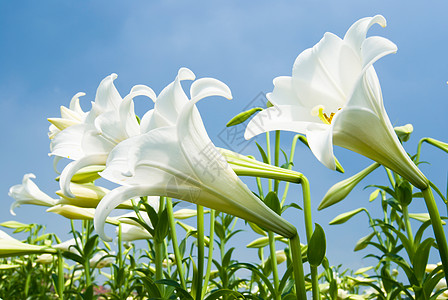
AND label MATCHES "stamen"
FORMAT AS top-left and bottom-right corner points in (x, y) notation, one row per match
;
(311, 105), (341, 125)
